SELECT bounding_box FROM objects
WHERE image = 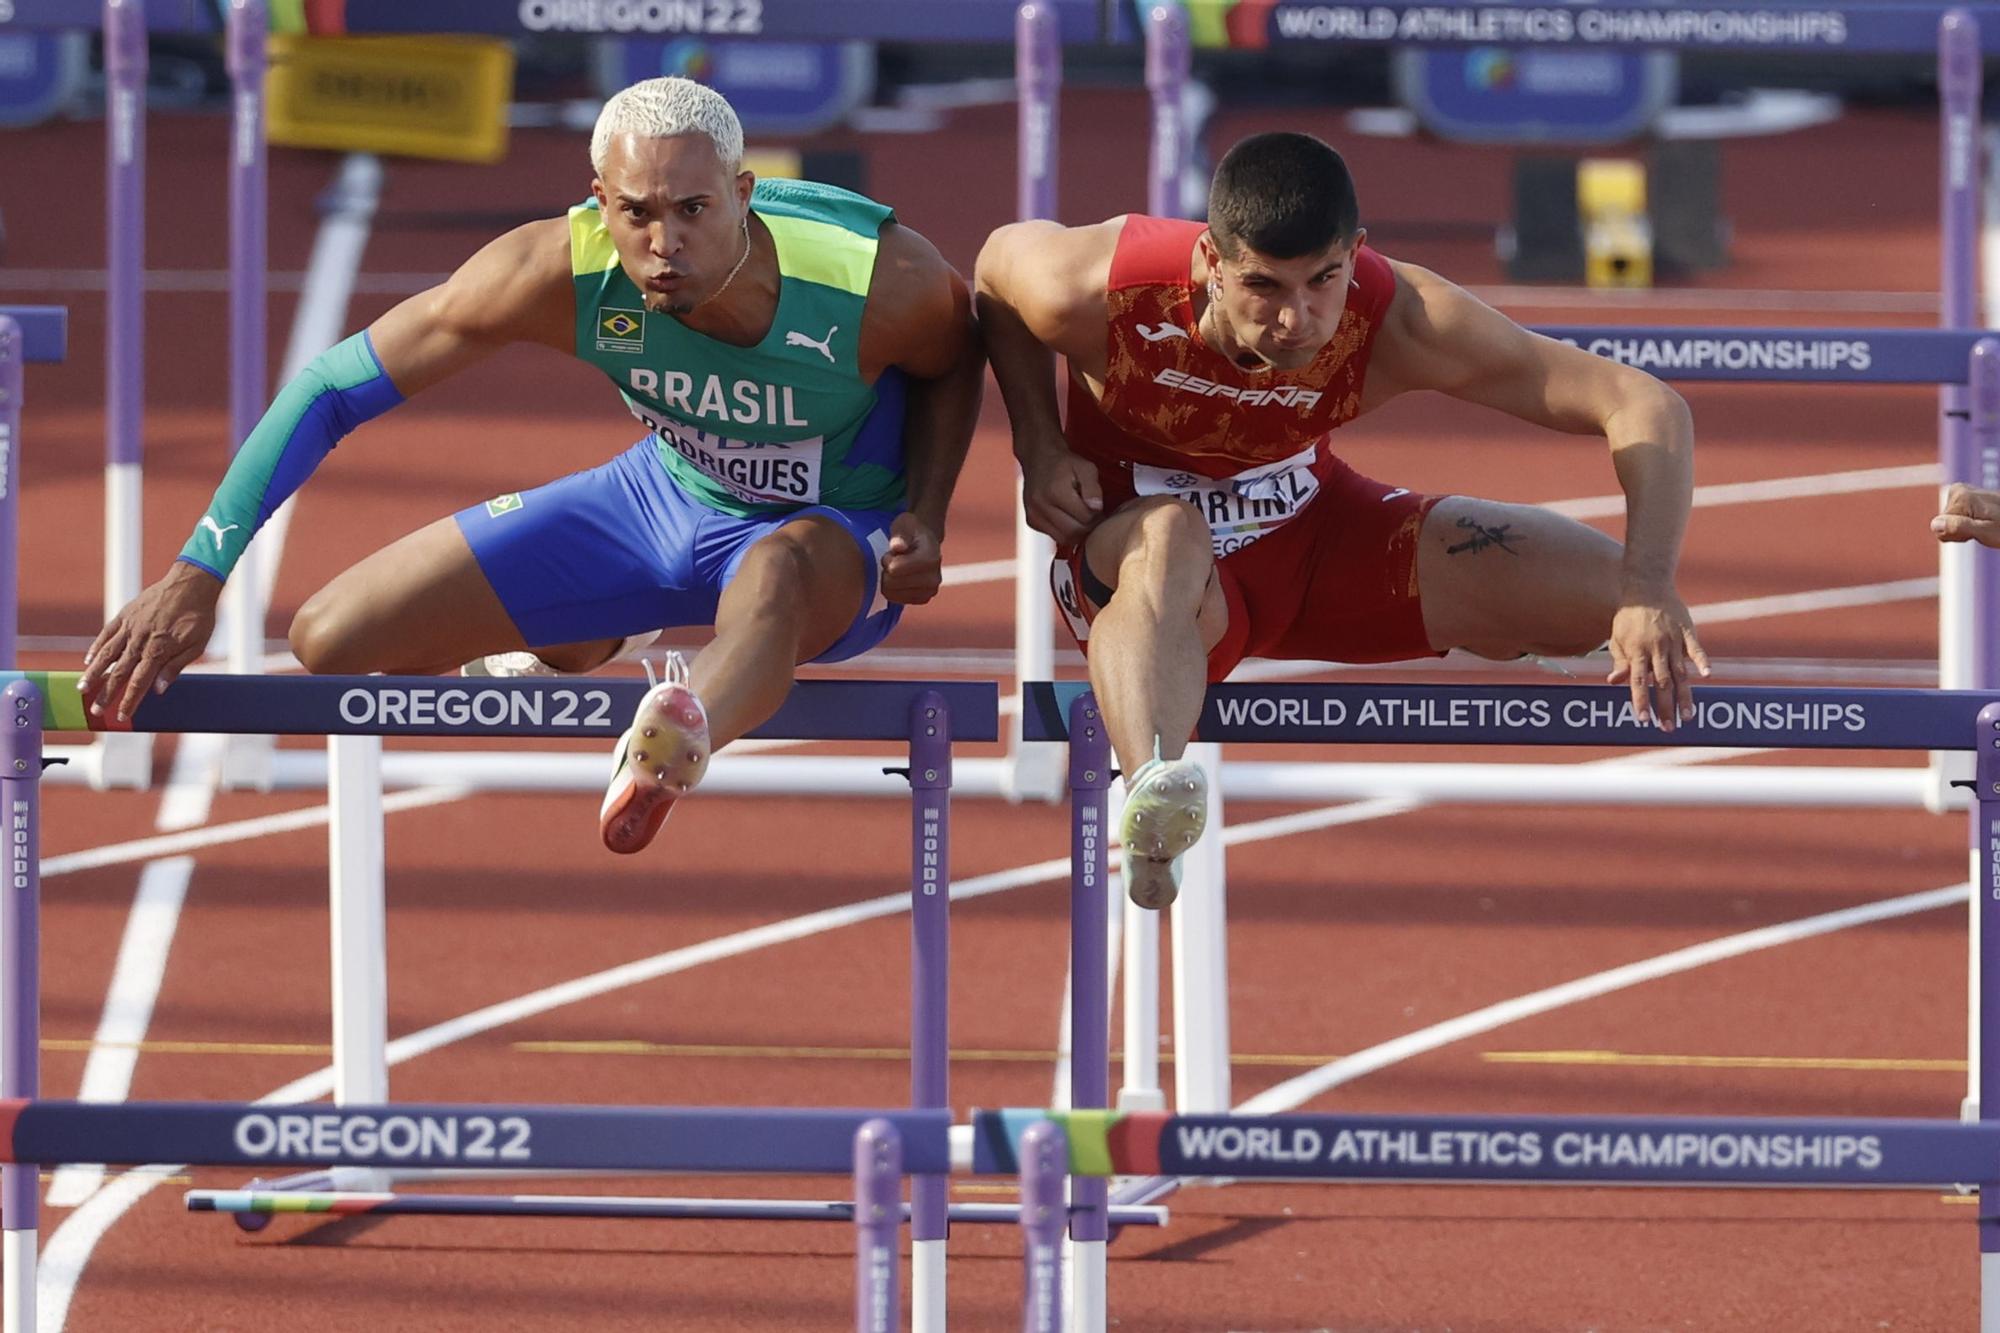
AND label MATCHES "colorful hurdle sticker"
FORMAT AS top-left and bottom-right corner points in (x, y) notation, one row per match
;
(0, 671), (101, 733)
(979, 1109), (1172, 1177)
